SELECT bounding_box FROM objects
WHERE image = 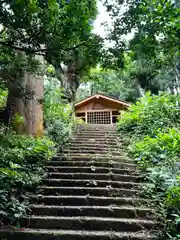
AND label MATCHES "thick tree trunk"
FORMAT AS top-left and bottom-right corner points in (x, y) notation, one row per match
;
(53, 62), (80, 104)
(6, 57), (44, 136)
